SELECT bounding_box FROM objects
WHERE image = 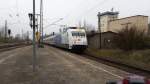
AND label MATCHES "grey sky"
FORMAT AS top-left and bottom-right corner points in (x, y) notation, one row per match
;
(0, 0), (149, 37)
